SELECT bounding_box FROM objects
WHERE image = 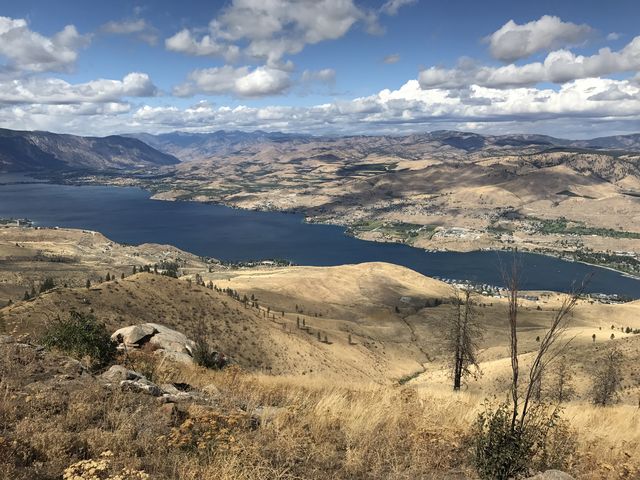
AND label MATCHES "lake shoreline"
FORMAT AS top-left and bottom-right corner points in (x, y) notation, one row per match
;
(1, 172), (639, 297)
